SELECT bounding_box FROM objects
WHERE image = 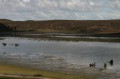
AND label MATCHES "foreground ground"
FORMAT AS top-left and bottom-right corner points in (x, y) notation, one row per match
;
(0, 63), (100, 79)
